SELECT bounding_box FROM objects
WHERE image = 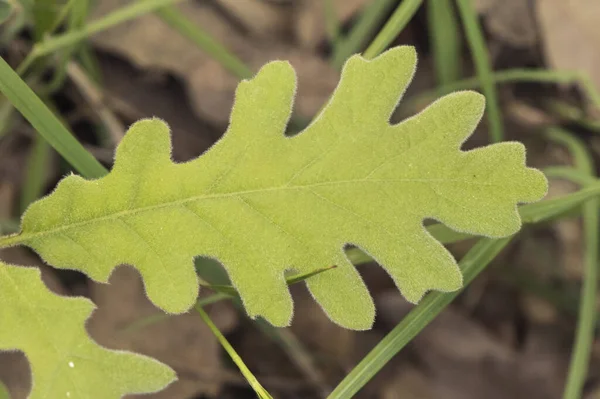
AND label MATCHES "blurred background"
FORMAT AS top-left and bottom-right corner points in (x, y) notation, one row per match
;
(0, 0), (599, 398)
